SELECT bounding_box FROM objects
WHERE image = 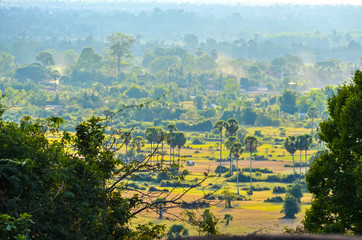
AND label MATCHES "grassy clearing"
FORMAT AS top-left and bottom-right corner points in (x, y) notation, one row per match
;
(121, 125), (318, 236)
